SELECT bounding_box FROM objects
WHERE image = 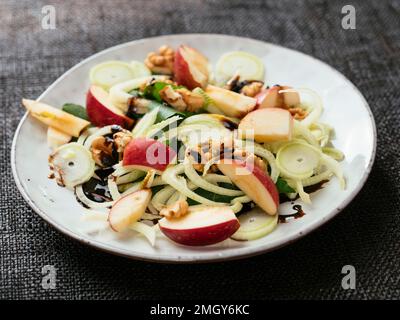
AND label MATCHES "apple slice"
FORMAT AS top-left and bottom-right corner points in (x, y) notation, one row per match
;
(86, 85), (134, 129)
(108, 189), (152, 232)
(159, 206), (239, 246)
(47, 127), (72, 149)
(174, 45), (209, 89)
(239, 108), (293, 142)
(22, 99), (90, 137)
(217, 160), (279, 215)
(255, 86), (282, 108)
(205, 85), (256, 118)
(123, 138), (176, 172)
(256, 85), (300, 109)
(281, 85), (300, 107)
